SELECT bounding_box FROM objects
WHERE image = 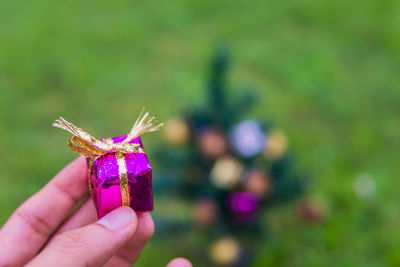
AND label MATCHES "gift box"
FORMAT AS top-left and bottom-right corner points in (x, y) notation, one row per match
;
(53, 110), (162, 218)
(88, 136), (152, 218)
